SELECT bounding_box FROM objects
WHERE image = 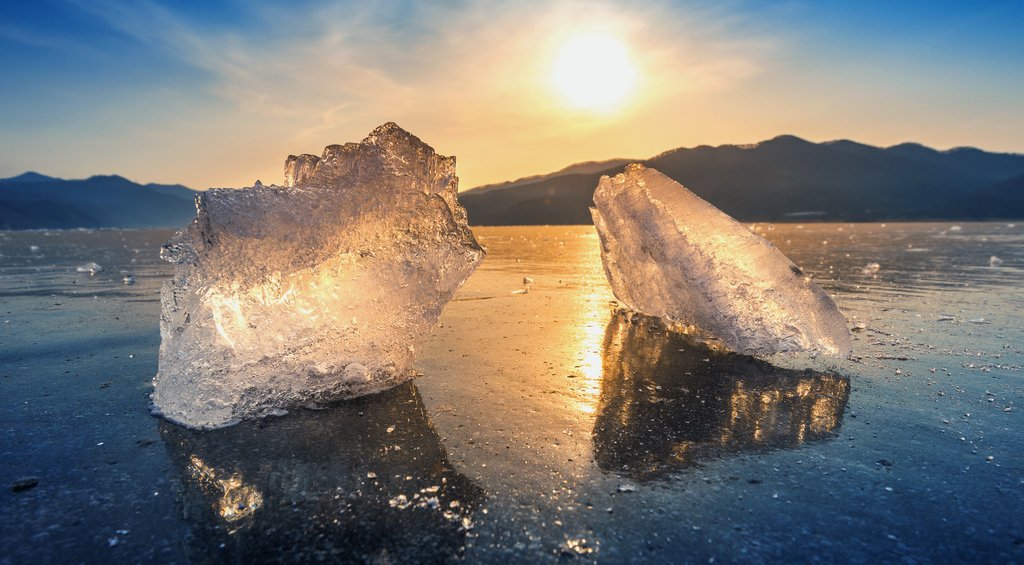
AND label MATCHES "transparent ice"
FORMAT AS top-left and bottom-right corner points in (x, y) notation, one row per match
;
(76, 261), (103, 274)
(591, 164), (852, 357)
(153, 123), (484, 429)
